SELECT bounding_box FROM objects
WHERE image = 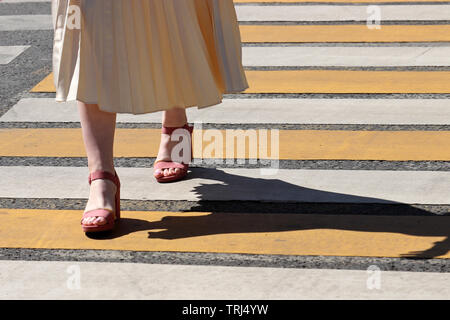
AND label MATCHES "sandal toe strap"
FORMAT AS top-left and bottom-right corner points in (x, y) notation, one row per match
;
(81, 209), (115, 223)
(154, 161), (188, 170)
